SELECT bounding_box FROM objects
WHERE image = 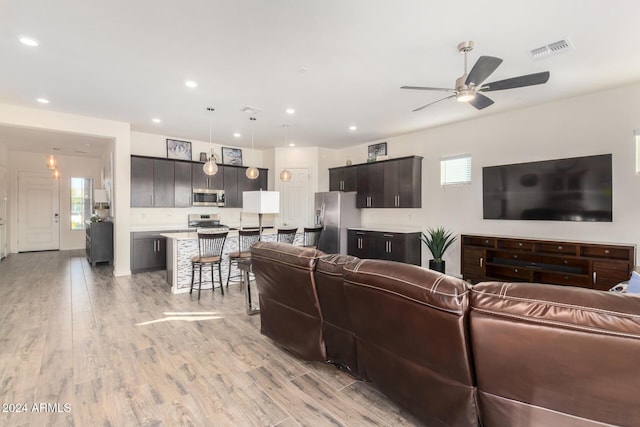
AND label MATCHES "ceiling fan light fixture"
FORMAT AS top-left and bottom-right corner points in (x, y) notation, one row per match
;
(457, 90), (475, 103)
